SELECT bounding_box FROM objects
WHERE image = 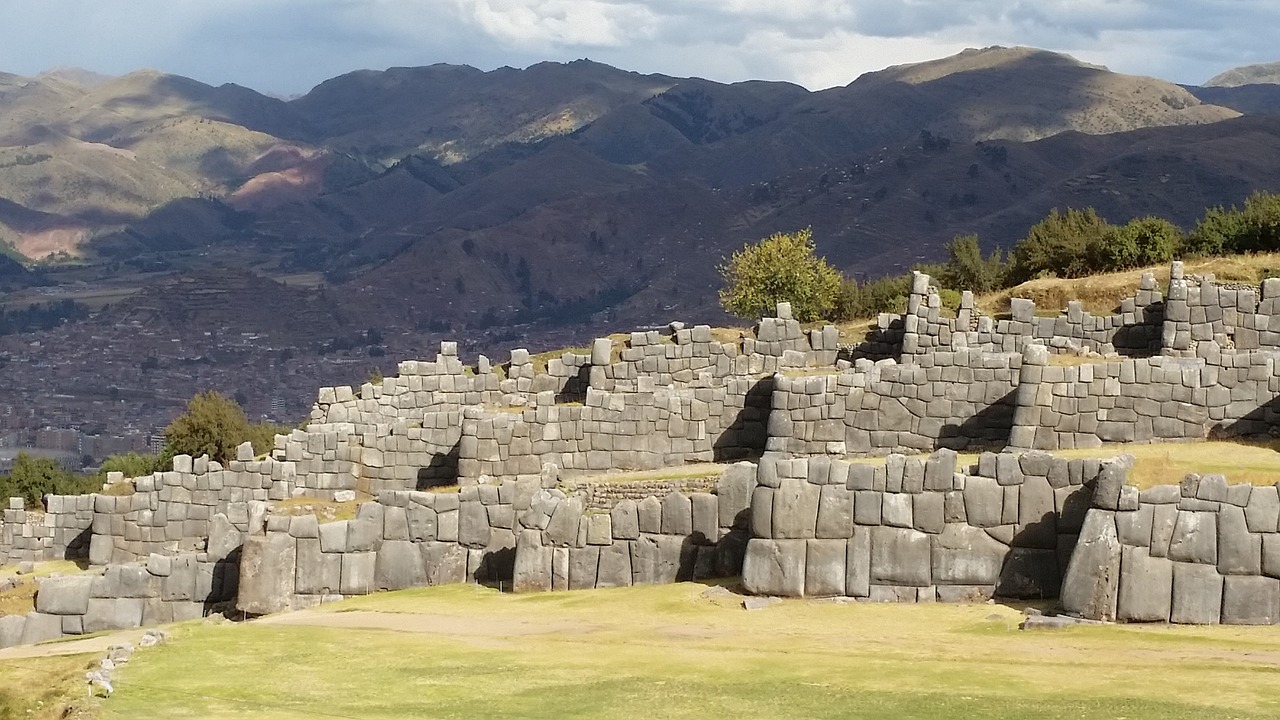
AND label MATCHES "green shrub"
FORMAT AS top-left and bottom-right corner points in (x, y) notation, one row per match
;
(718, 228), (842, 322)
